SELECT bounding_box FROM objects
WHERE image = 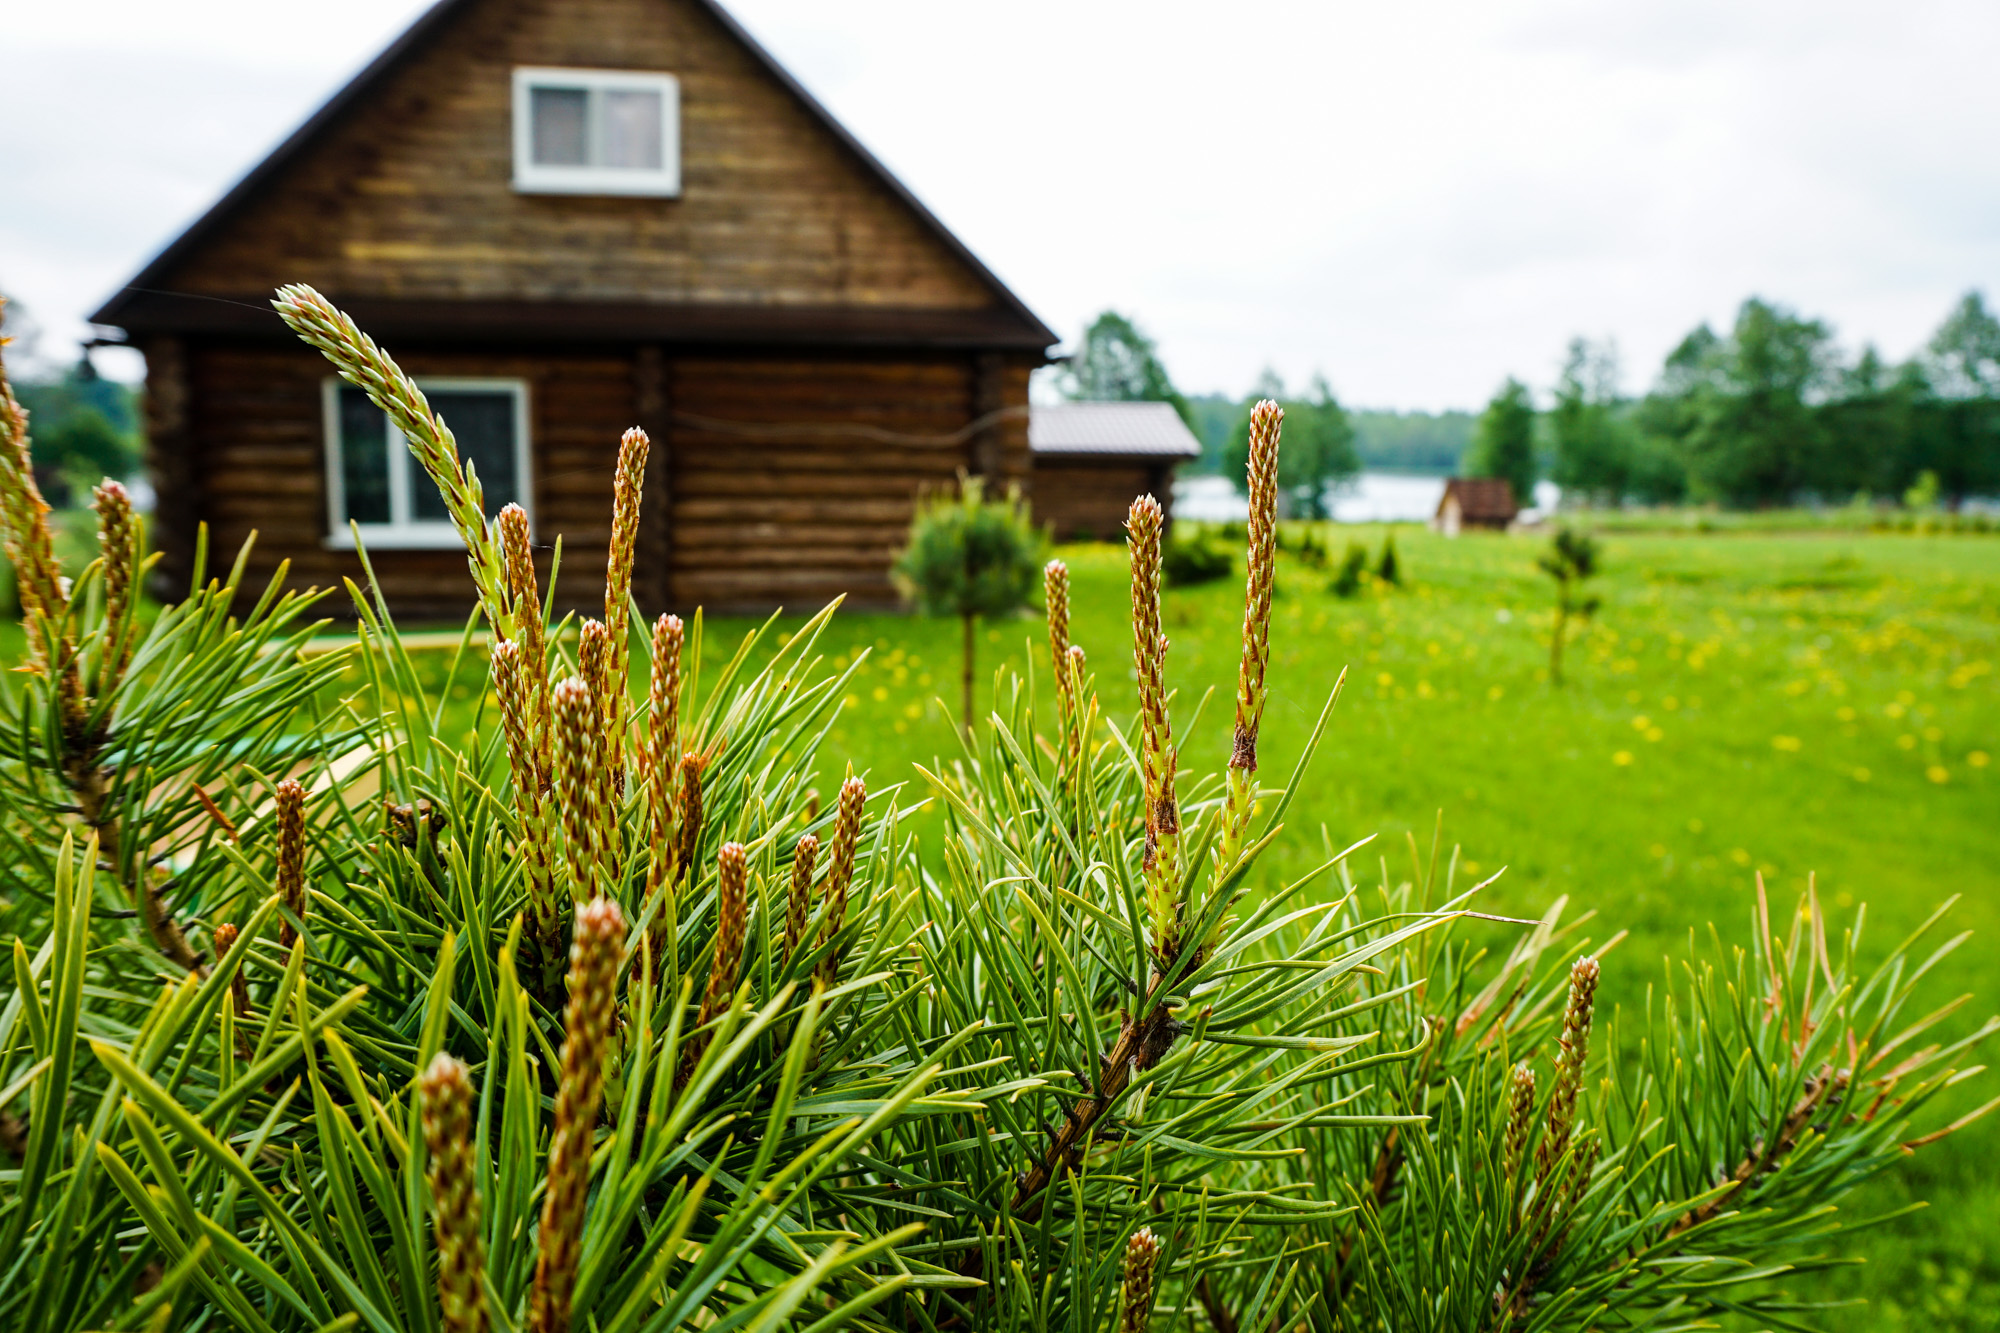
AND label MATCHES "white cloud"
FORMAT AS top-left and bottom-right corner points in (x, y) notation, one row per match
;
(4, 0), (1996, 407)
